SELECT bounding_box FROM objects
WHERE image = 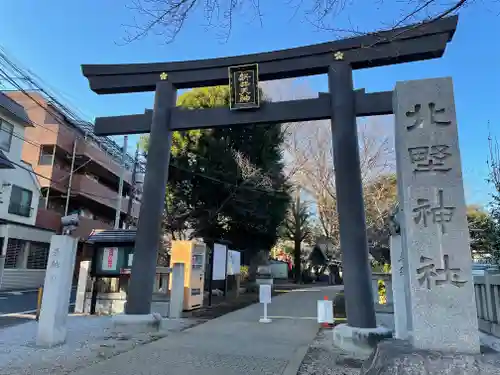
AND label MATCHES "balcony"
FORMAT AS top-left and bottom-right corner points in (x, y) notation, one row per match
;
(71, 174), (139, 217)
(42, 124), (133, 186)
(35, 208), (62, 232)
(76, 141), (133, 185)
(35, 208), (113, 239)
